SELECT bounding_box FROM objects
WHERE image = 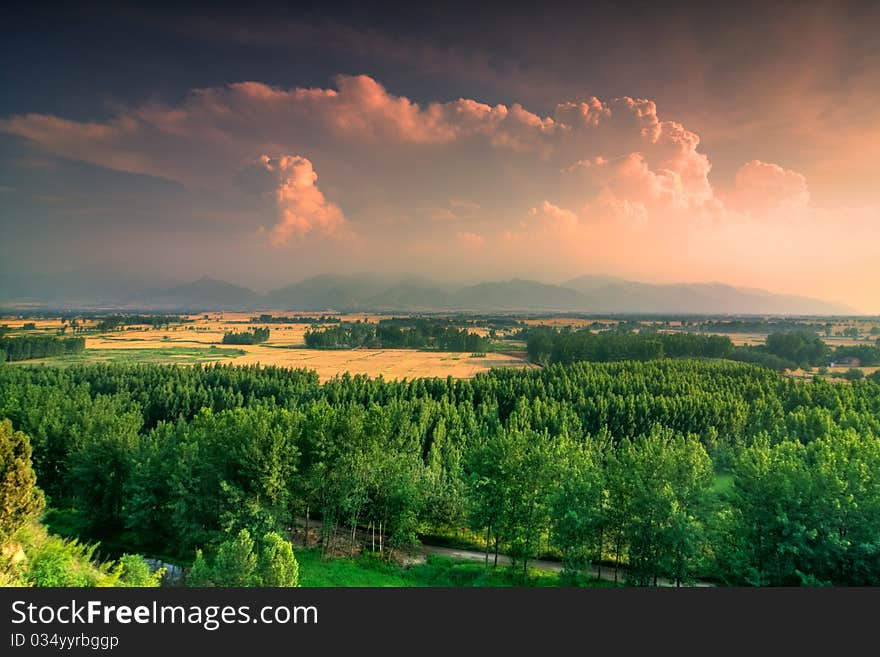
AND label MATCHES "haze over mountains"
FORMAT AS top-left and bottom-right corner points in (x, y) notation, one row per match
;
(0, 269), (856, 315)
